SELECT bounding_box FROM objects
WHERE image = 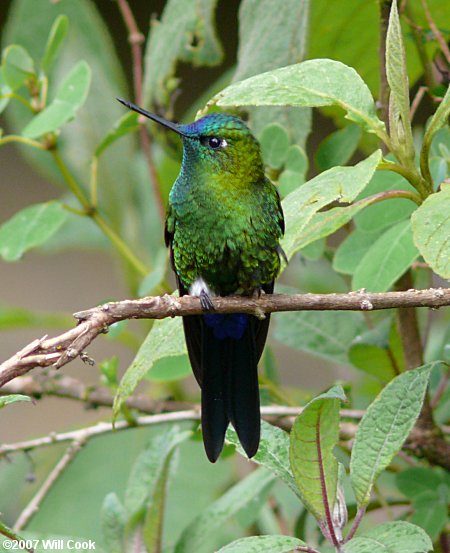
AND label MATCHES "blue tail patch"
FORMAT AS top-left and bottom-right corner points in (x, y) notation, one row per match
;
(203, 313), (249, 340)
